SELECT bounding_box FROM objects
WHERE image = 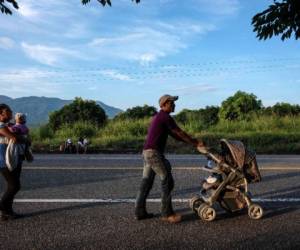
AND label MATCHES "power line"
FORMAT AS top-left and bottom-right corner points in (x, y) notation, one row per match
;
(0, 64), (291, 78)
(0, 58), (299, 83)
(0, 57), (299, 76)
(39, 66), (291, 83)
